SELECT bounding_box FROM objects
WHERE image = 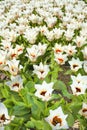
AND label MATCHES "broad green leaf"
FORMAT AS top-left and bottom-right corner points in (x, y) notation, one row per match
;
(13, 104), (30, 116)
(1, 87), (9, 98)
(5, 126), (12, 130)
(67, 113), (75, 127)
(25, 118), (52, 130)
(31, 96), (45, 119)
(42, 119), (52, 130)
(25, 81), (35, 93)
(53, 80), (71, 98)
